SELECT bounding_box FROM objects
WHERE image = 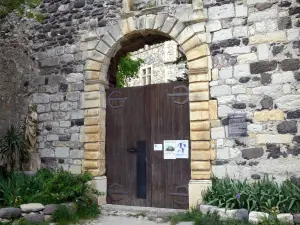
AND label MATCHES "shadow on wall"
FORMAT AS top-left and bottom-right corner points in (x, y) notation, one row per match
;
(0, 43), (40, 136)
